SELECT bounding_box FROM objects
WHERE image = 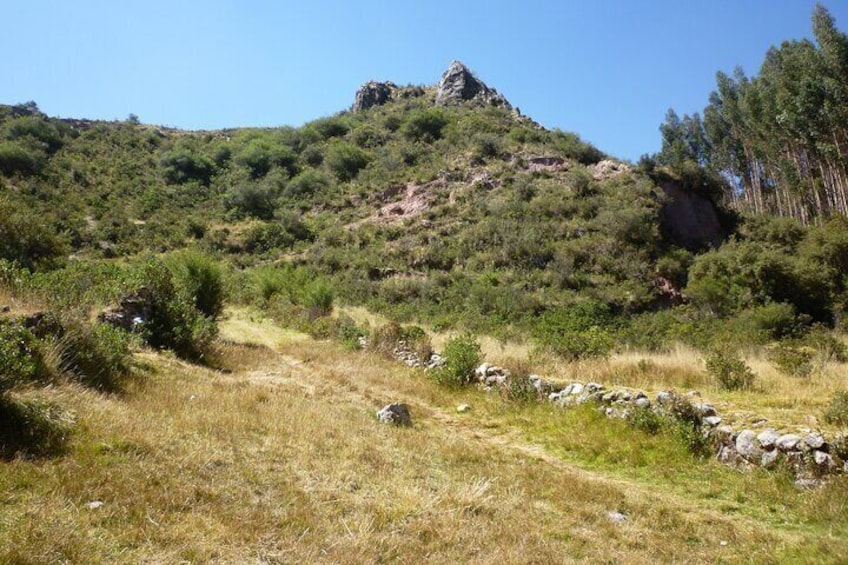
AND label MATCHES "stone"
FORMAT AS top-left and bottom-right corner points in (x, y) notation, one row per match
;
(735, 430), (763, 462)
(694, 403), (717, 418)
(656, 391), (672, 406)
(87, 500), (104, 510)
(776, 434), (801, 452)
(456, 404), (472, 413)
(435, 61), (511, 108)
(568, 383), (584, 396)
(607, 511), (628, 524)
(814, 450), (836, 471)
(714, 425), (736, 444)
(475, 363), (490, 379)
(757, 428), (781, 450)
(0, 305), (9, 313)
(804, 434), (826, 451)
(376, 403), (412, 427)
(586, 382), (604, 393)
(352, 81), (396, 112)
(703, 416), (722, 427)
(761, 449), (780, 468)
(633, 397), (651, 409)
(795, 477), (822, 489)
(98, 287), (154, 332)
